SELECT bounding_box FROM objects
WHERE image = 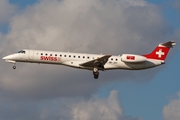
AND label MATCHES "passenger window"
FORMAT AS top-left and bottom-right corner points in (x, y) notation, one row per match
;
(74, 56), (76, 58)
(111, 58), (113, 61)
(69, 55), (71, 57)
(60, 54), (62, 57)
(87, 57), (90, 59)
(46, 54), (48, 56)
(55, 54), (57, 56)
(50, 54), (52, 56)
(83, 56), (85, 58)
(78, 56), (80, 58)
(64, 55), (66, 57)
(41, 53), (43, 55)
(116, 59), (118, 61)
